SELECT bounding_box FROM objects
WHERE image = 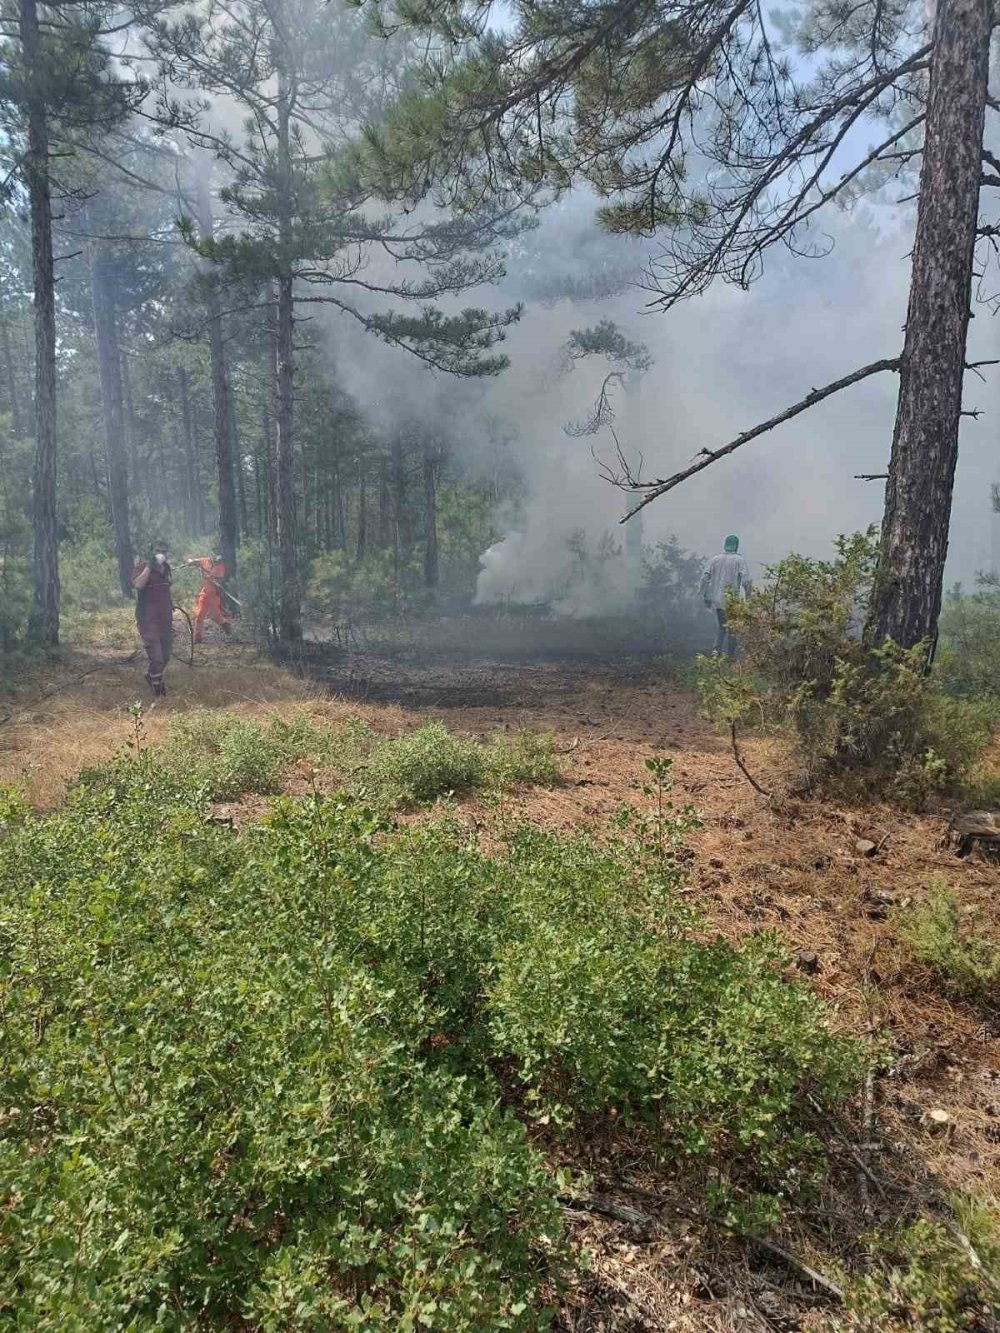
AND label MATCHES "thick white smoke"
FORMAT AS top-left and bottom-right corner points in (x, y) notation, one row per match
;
(323, 192), (998, 611)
